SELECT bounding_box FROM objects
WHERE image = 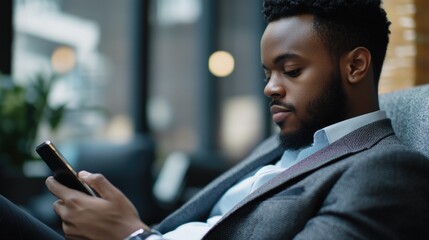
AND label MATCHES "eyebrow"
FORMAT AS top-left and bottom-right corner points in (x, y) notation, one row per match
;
(262, 53), (300, 70)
